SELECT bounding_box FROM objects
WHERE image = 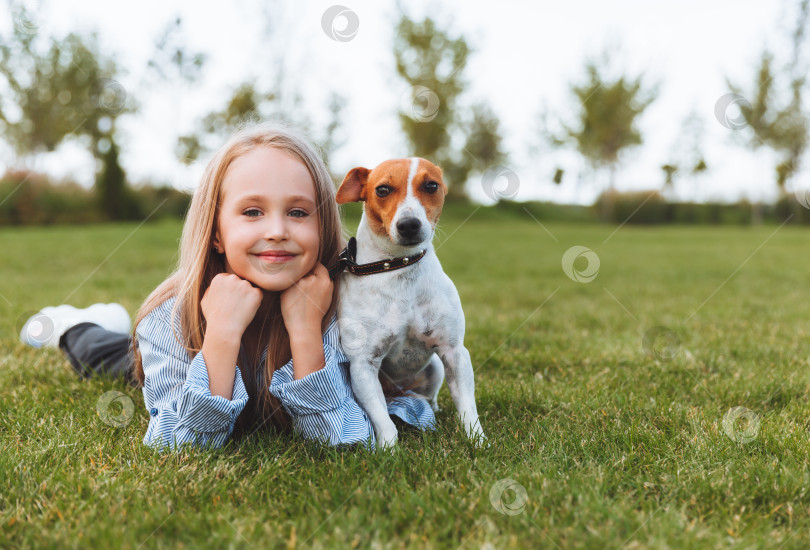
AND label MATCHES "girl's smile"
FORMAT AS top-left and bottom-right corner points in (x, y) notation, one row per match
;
(255, 250), (297, 263)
